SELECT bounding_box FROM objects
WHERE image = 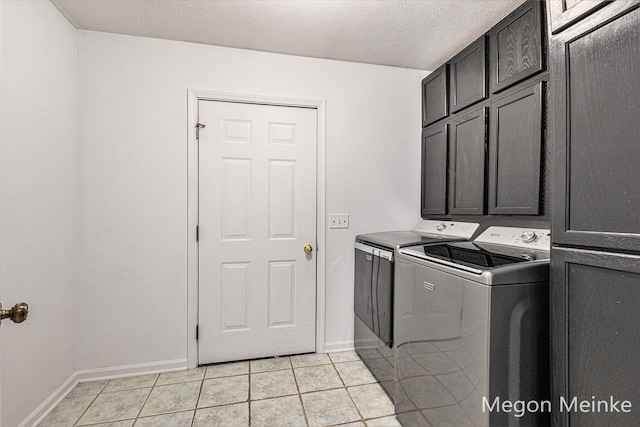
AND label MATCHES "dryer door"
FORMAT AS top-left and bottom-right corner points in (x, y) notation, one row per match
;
(354, 246), (375, 333)
(354, 244), (393, 347)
